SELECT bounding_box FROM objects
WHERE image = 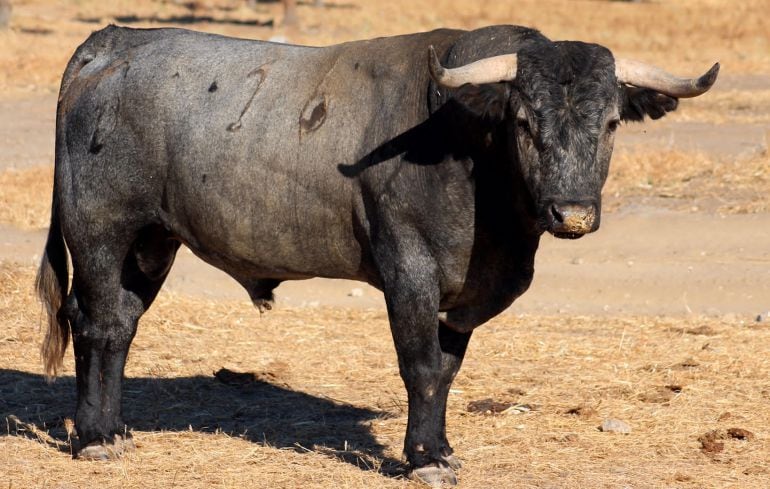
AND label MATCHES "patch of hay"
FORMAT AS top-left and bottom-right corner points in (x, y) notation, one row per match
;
(2, 263), (769, 488)
(605, 148), (770, 214)
(0, 165), (52, 229)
